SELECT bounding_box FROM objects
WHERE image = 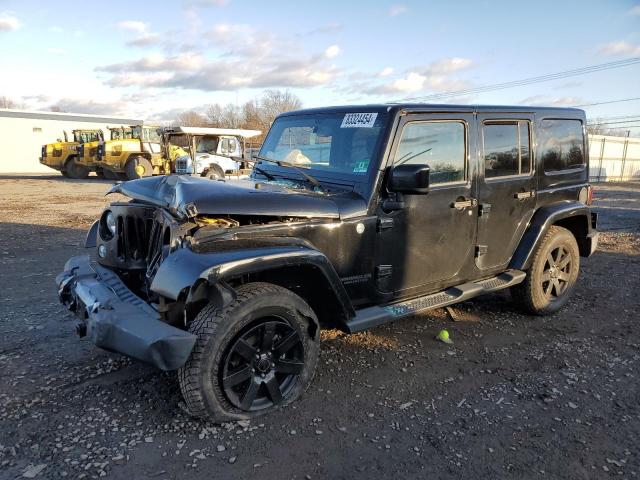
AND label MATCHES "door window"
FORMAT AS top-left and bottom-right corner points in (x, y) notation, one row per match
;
(483, 121), (531, 178)
(394, 121), (466, 185)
